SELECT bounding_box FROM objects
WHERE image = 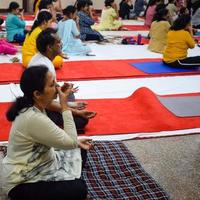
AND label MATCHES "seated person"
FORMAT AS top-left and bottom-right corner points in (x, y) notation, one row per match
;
(5, 1), (26, 43)
(36, 0), (57, 23)
(92, 0), (123, 31)
(166, 0), (178, 24)
(0, 39), (17, 55)
(77, 0), (104, 41)
(33, 0), (41, 15)
(53, 0), (63, 21)
(133, 0), (146, 19)
(22, 11), (63, 69)
(163, 14), (200, 68)
(148, 7), (171, 53)
(53, 0), (62, 12)
(191, 1), (200, 29)
(144, 0), (162, 27)
(28, 28), (96, 131)
(3, 65), (92, 200)
(57, 6), (91, 56)
(119, 0), (133, 19)
(75, 0), (95, 19)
